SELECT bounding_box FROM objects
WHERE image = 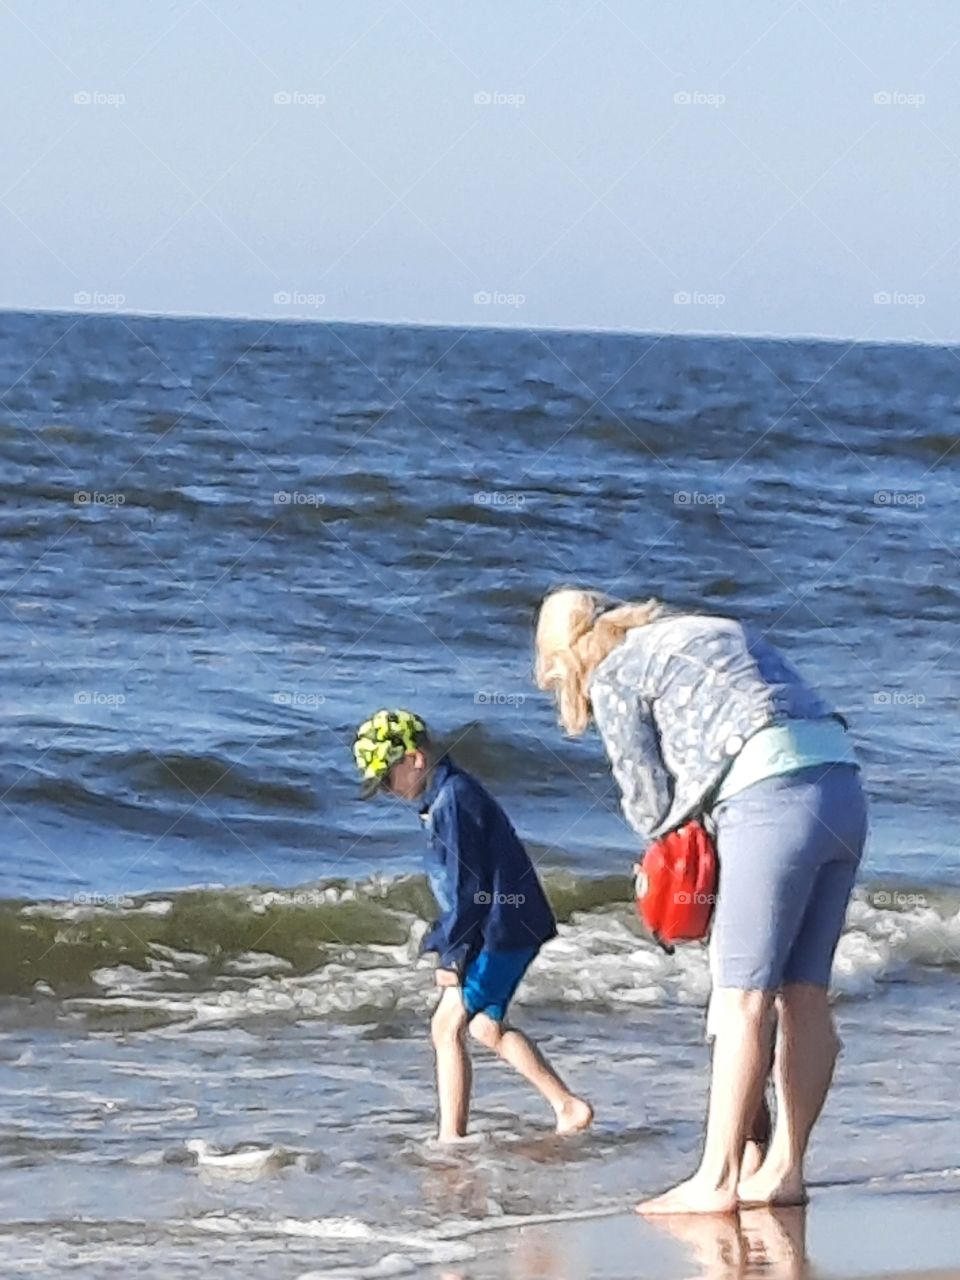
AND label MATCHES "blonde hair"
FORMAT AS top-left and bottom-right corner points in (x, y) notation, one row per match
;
(534, 587), (664, 736)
